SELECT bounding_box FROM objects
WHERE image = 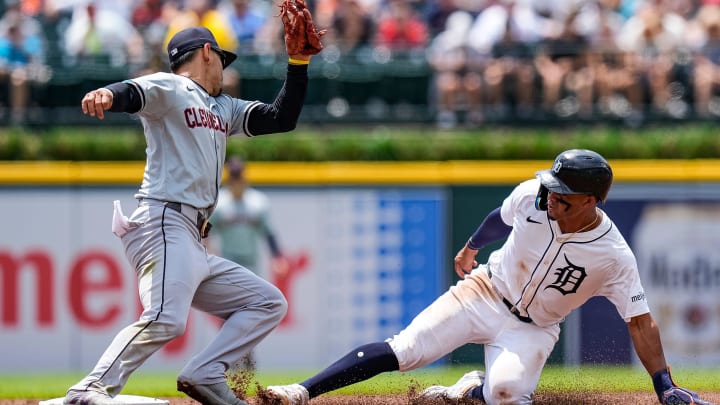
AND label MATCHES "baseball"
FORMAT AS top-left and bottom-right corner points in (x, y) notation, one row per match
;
(357, 351), (364, 358)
